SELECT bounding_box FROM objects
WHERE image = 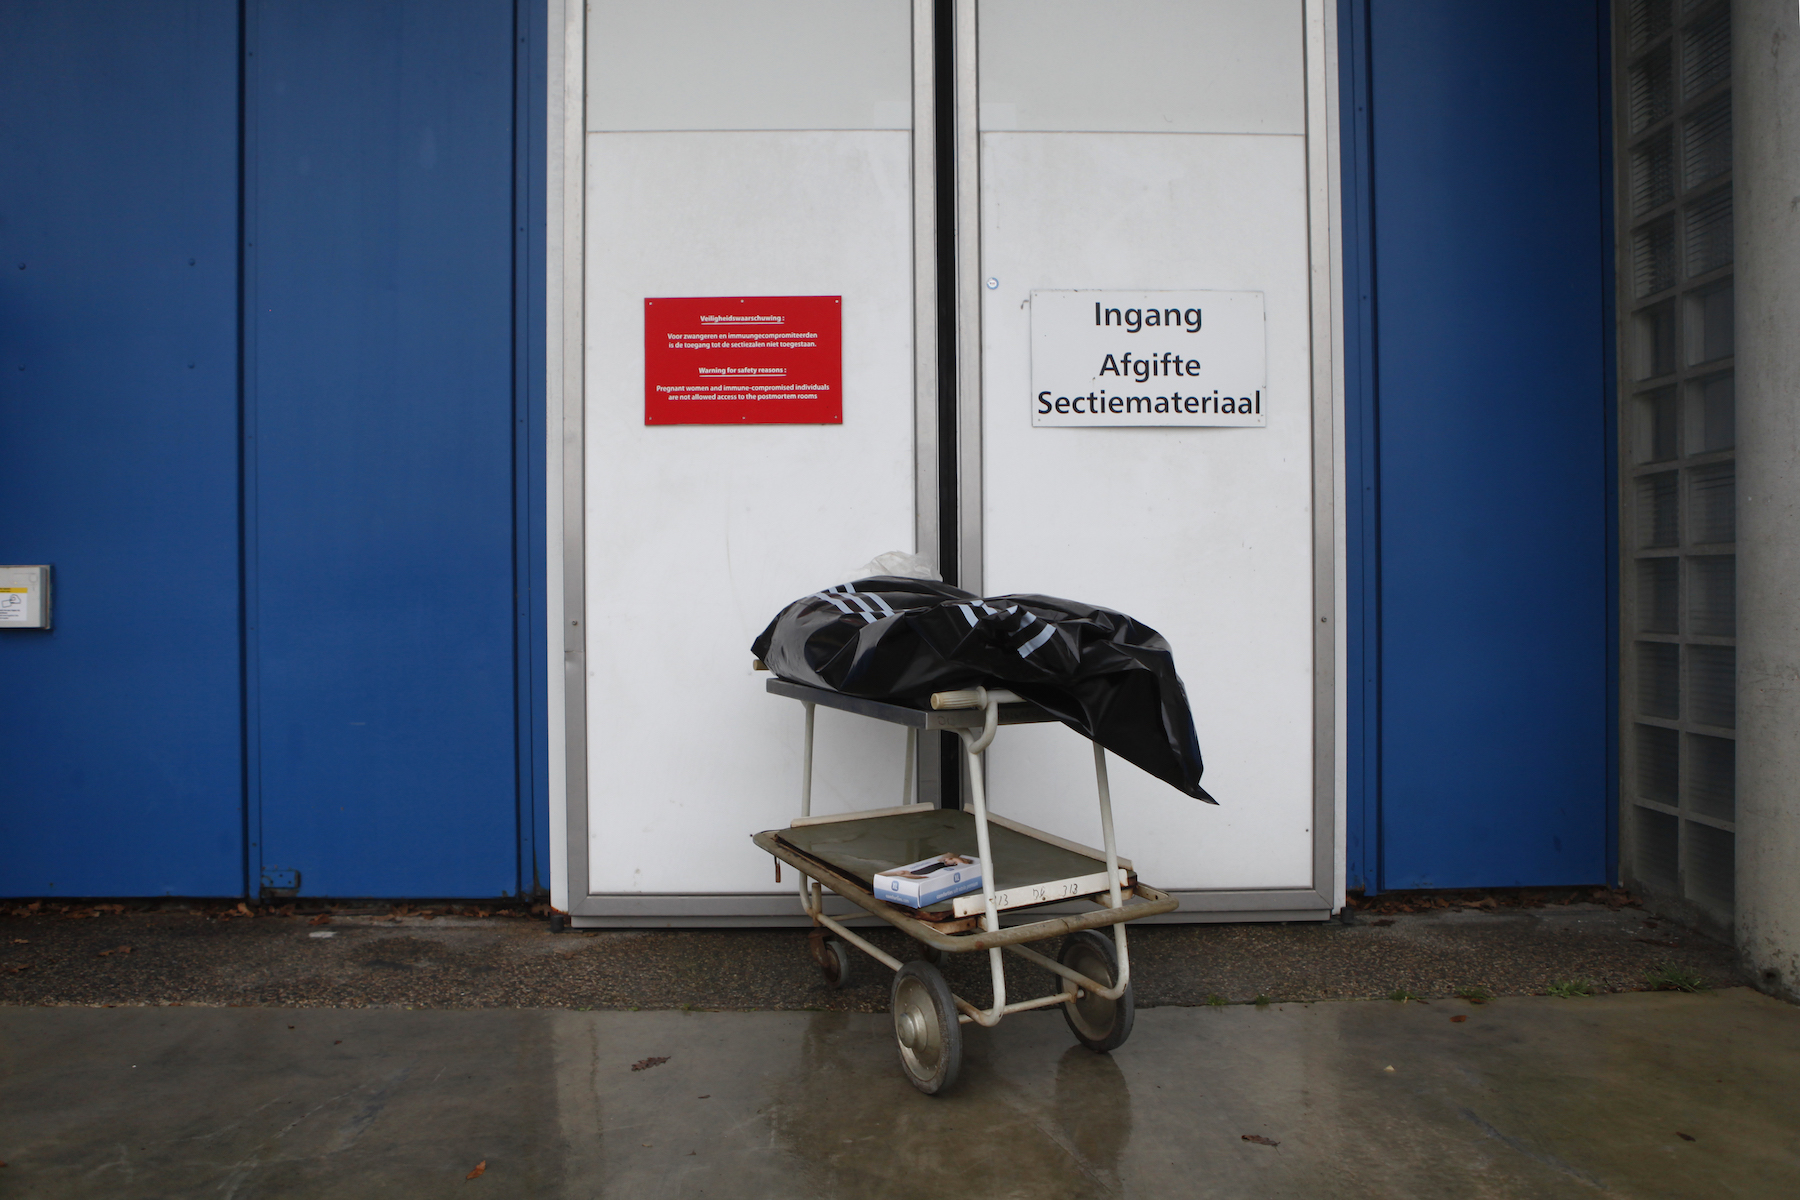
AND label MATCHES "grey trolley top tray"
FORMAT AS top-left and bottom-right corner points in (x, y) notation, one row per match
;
(764, 678), (1060, 728)
(778, 807), (1136, 920)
